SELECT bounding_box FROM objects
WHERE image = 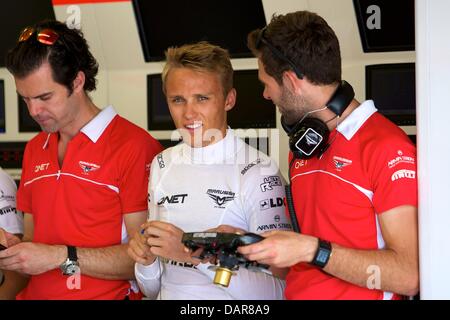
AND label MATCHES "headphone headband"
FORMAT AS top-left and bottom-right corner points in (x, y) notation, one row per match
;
(326, 80), (355, 117)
